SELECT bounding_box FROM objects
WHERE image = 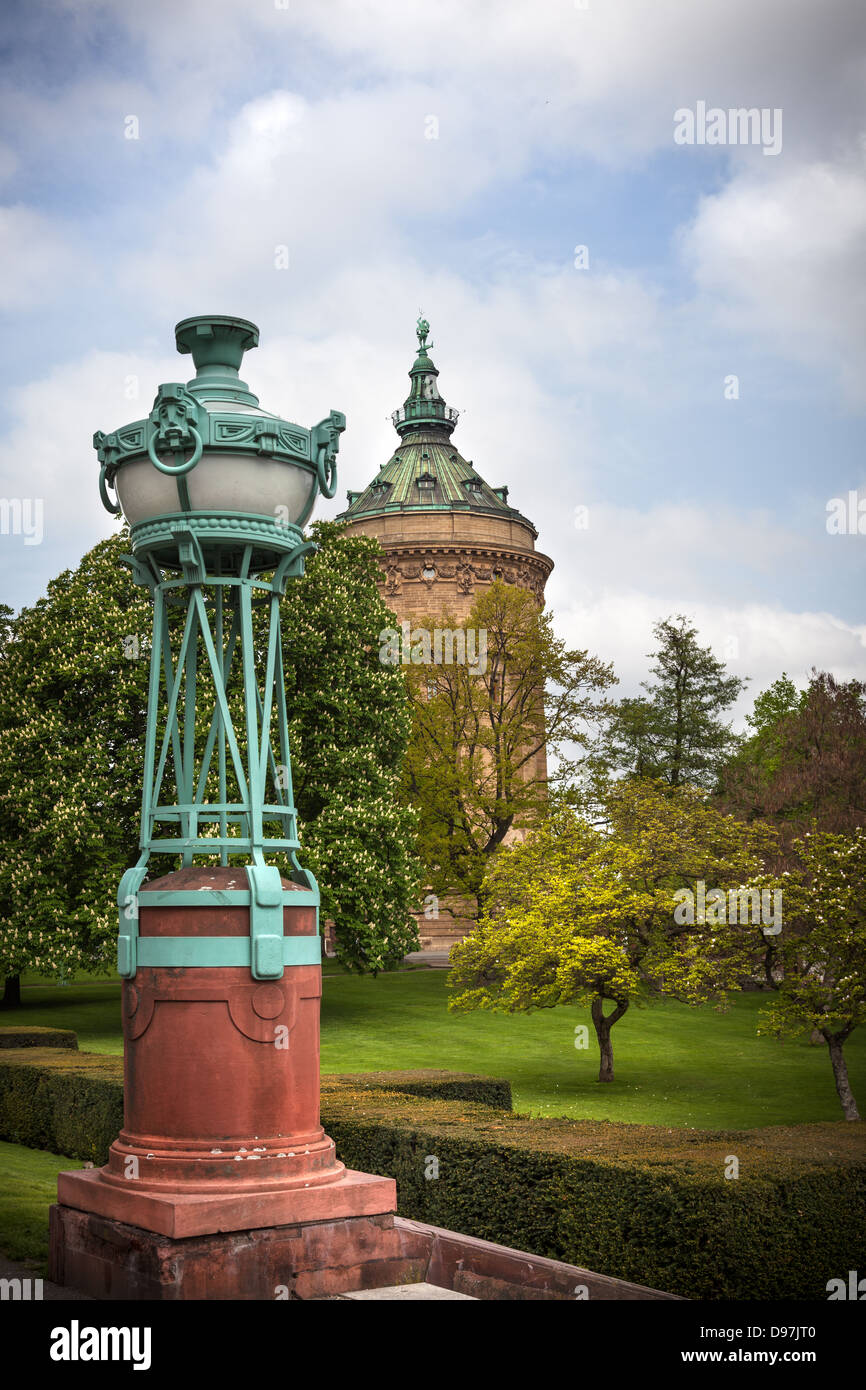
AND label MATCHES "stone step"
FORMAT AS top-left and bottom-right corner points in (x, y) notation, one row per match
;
(404, 951), (452, 968)
(339, 1282), (476, 1301)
